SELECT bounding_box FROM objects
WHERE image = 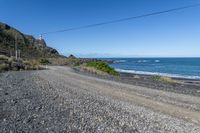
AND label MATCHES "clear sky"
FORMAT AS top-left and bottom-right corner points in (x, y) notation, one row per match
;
(1, 0), (200, 57)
